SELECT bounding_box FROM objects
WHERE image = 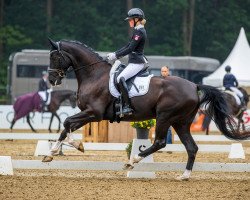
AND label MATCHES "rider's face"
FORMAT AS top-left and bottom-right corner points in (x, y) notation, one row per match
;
(128, 19), (134, 27)
(43, 74), (48, 80)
